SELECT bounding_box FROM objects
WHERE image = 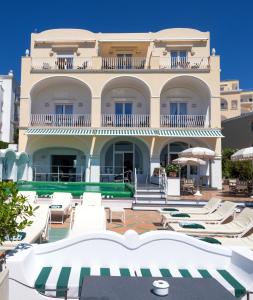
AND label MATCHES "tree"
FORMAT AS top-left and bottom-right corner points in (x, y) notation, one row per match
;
(0, 182), (37, 245)
(222, 148), (253, 180)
